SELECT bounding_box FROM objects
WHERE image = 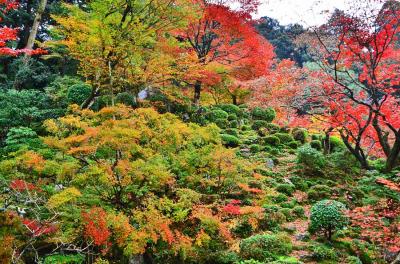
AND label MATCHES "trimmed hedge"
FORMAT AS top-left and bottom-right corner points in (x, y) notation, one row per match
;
(264, 136), (281, 146)
(221, 134), (240, 147)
